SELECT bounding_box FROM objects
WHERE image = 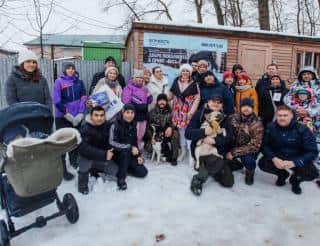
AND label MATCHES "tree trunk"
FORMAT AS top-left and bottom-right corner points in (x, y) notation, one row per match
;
(40, 29), (44, 58)
(258, 0), (270, 30)
(212, 0), (224, 25)
(194, 0), (203, 23)
(296, 0), (301, 34)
